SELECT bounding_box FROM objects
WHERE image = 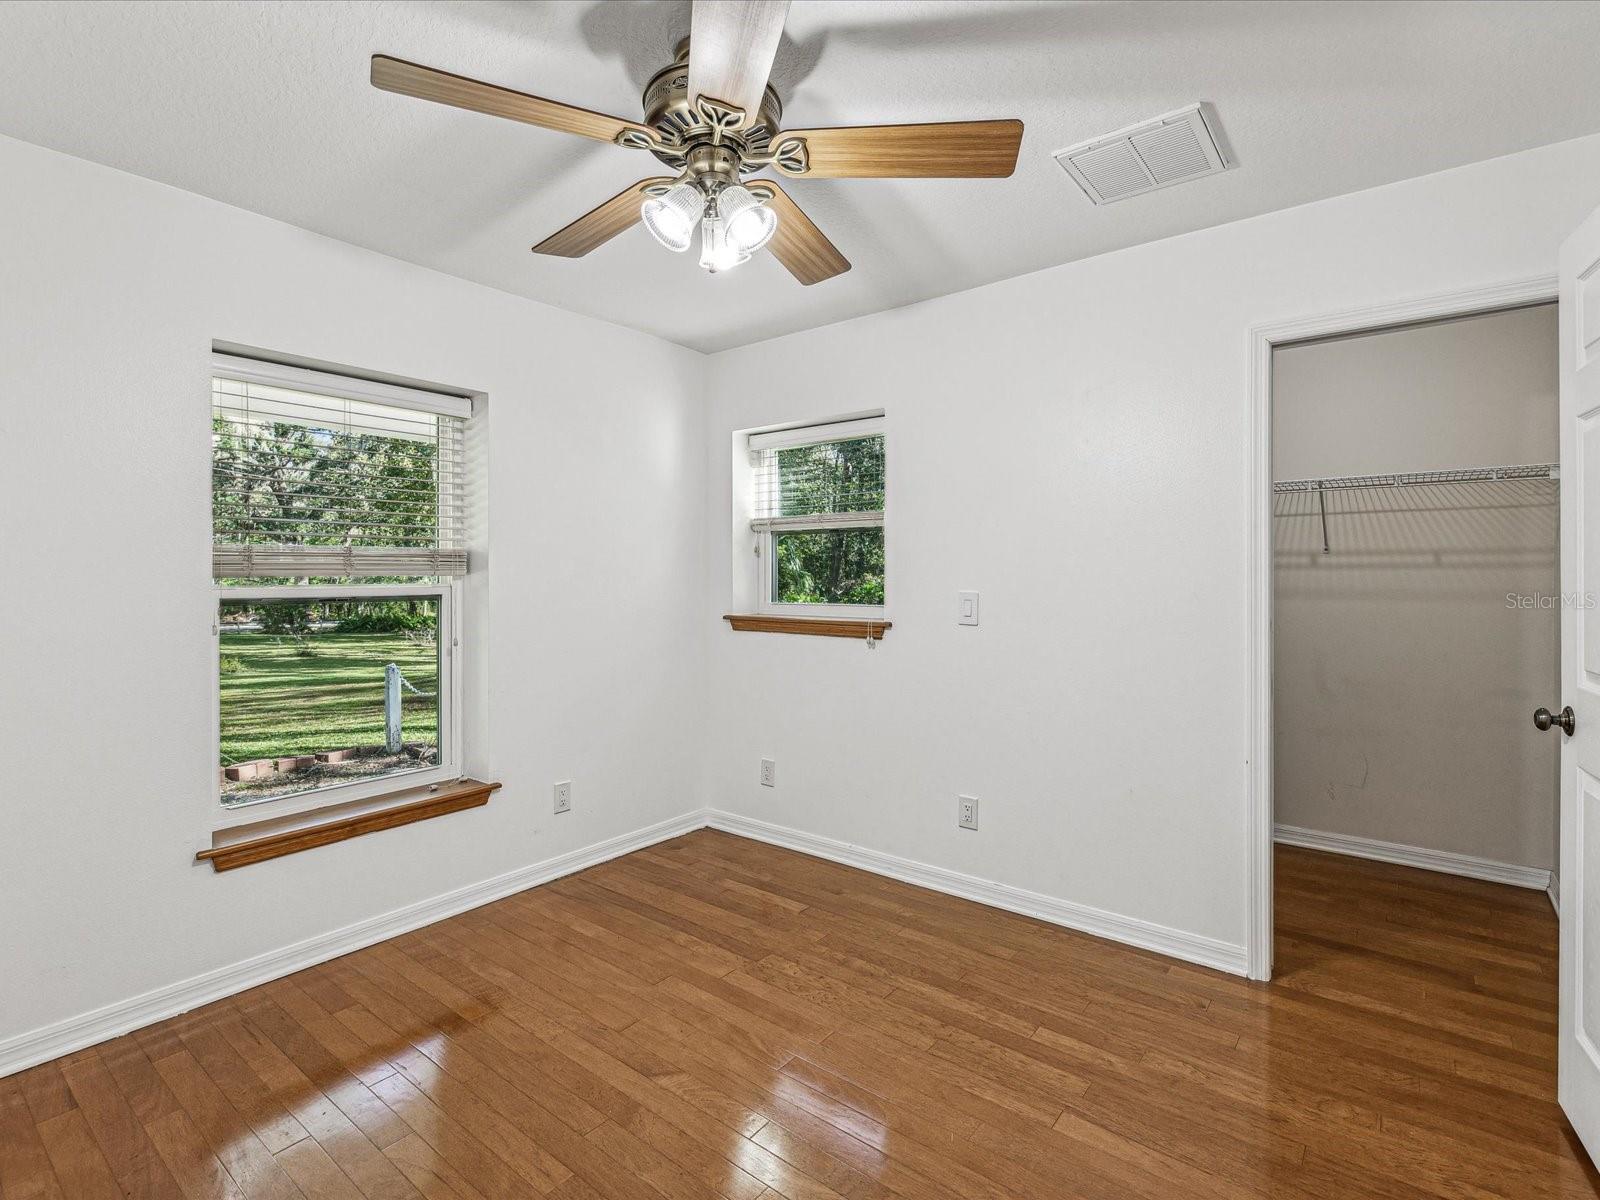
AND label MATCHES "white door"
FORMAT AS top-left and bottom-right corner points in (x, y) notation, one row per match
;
(1558, 200), (1600, 1158)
